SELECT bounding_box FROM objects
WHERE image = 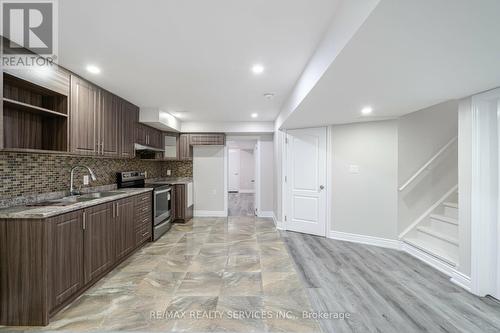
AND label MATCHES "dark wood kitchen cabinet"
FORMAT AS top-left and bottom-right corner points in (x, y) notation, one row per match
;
(120, 100), (139, 158)
(136, 123), (164, 149)
(173, 184), (193, 223)
(99, 90), (120, 157)
(48, 211), (85, 312)
(115, 197), (136, 260)
(178, 134), (193, 160)
(83, 202), (115, 284)
(189, 133), (225, 146)
(0, 192), (153, 326)
(70, 75), (99, 155)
